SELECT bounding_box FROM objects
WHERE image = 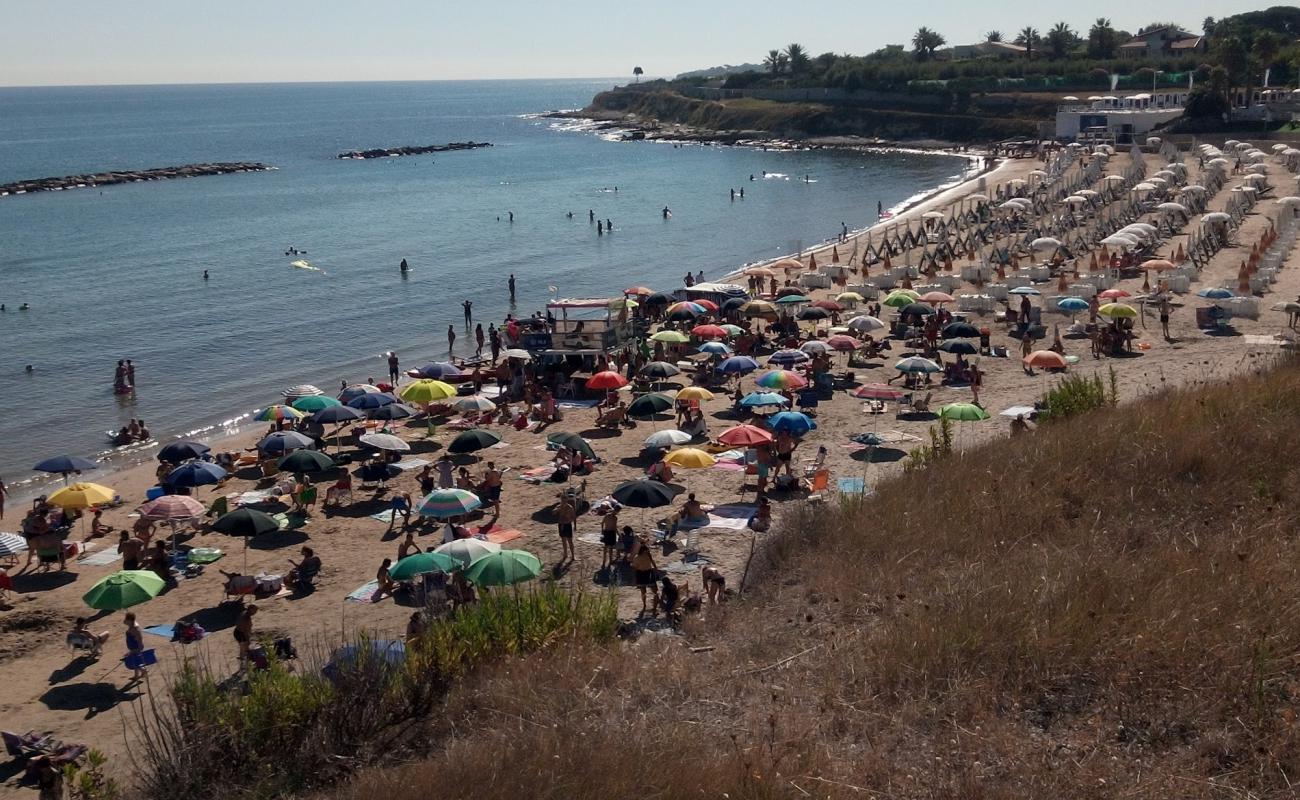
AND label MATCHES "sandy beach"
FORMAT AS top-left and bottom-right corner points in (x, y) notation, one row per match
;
(2, 143), (1298, 796)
